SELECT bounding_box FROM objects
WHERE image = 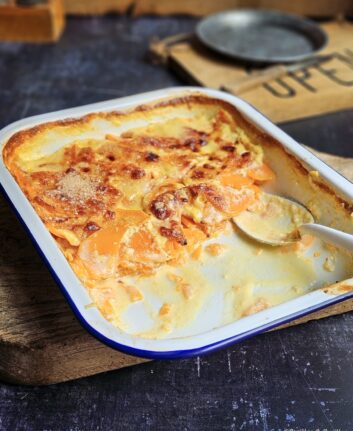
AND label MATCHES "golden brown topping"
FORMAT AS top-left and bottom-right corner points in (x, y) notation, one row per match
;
(202, 187), (227, 211)
(174, 189), (189, 203)
(136, 135), (181, 149)
(78, 147), (94, 163)
(191, 170), (205, 180)
(130, 167), (146, 179)
(104, 210), (116, 220)
(182, 136), (208, 152)
(240, 152), (251, 164)
(149, 190), (180, 219)
(54, 171), (97, 203)
(150, 199), (173, 220)
(84, 221), (100, 232)
(122, 164), (146, 180)
(149, 187), (191, 221)
(184, 138), (199, 152)
(145, 152), (159, 162)
(221, 145), (235, 152)
(159, 223), (187, 245)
